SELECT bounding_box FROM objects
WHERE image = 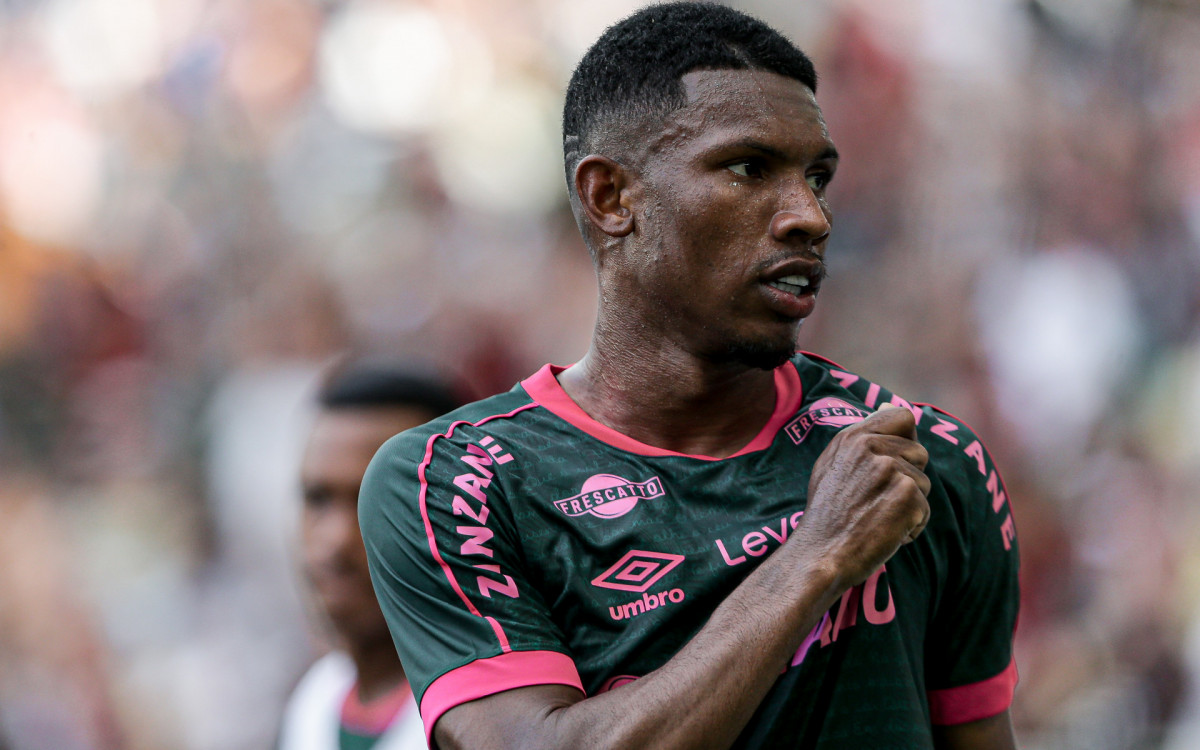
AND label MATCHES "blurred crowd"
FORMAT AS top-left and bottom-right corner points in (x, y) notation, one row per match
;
(1, 0), (1199, 748)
